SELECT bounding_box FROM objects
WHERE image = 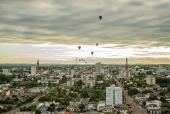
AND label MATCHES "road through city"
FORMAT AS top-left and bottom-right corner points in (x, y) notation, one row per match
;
(113, 77), (147, 114)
